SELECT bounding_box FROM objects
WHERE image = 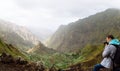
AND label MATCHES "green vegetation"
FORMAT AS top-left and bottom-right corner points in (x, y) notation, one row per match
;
(26, 44), (104, 70)
(43, 8), (120, 69)
(0, 38), (27, 59)
(73, 44), (103, 70)
(25, 8), (120, 70)
(0, 38), (104, 70)
(28, 52), (74, 69)
(1, 8), (120, 70)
